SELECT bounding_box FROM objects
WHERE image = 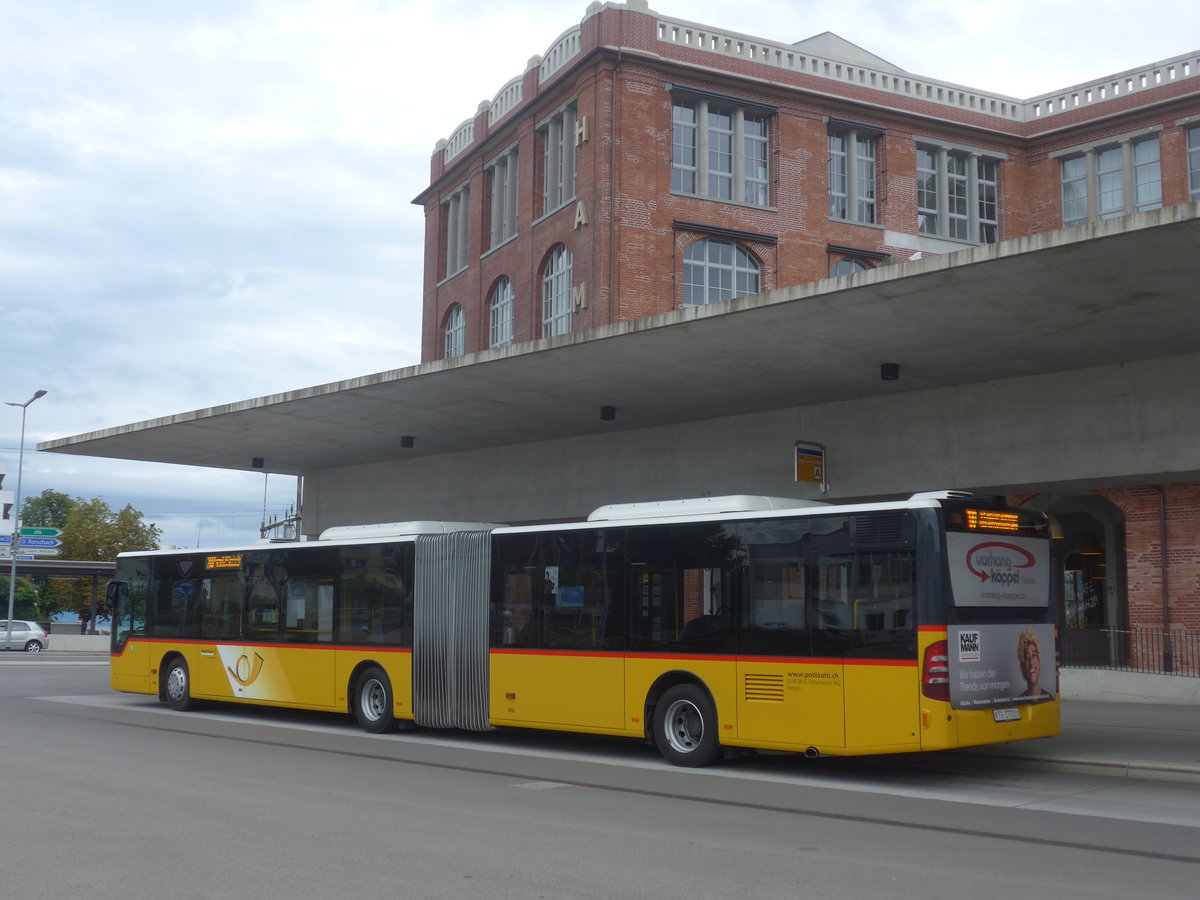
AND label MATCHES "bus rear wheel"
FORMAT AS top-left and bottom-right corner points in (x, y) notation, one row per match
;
(653, 684), (722, 767)
(354, 666), (398, 733)
(163, 657), (196, 711)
